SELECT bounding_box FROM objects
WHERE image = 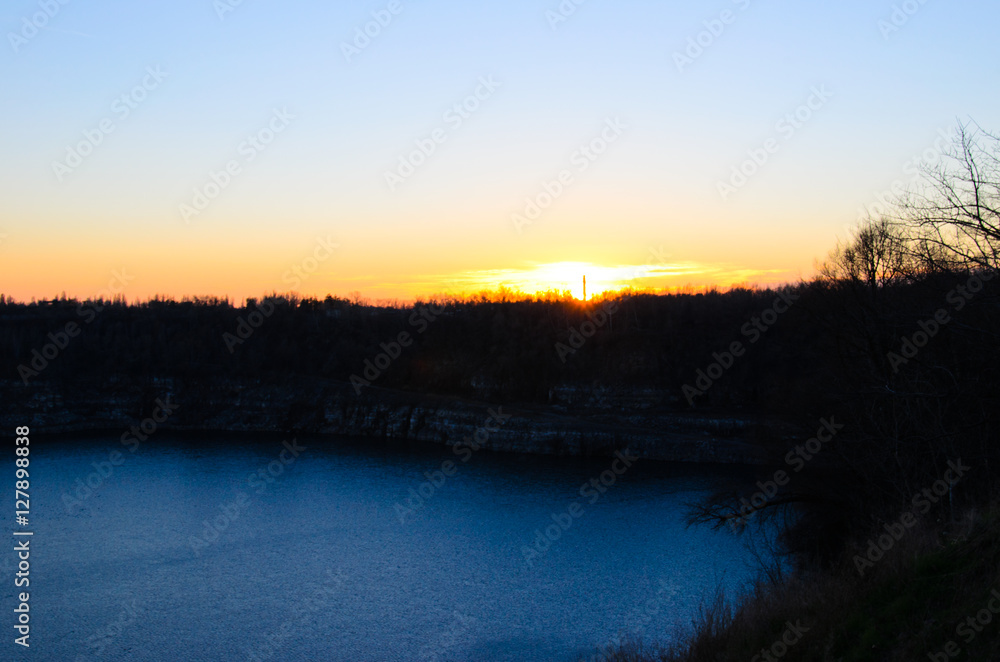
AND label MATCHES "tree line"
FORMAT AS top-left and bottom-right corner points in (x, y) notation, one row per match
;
(2, 123), (999, 565)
